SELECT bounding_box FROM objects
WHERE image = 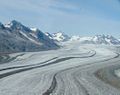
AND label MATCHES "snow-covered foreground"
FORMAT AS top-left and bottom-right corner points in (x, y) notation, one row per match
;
(0, 42), (120, 95)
